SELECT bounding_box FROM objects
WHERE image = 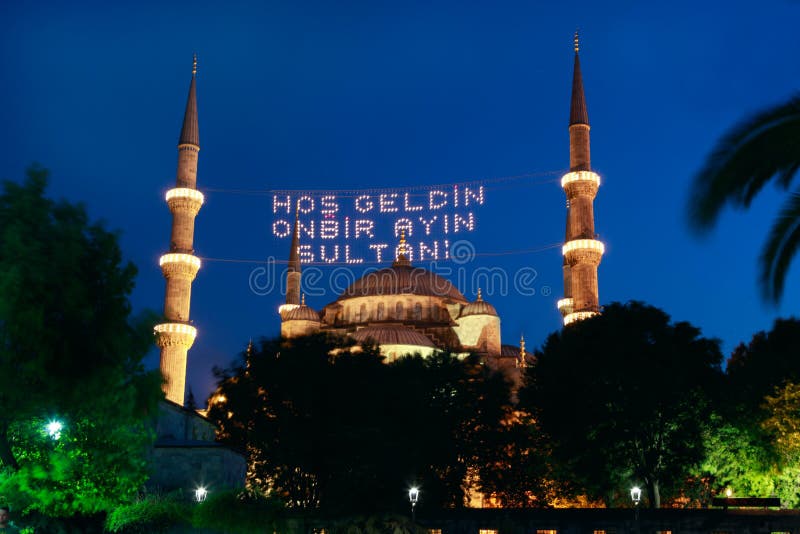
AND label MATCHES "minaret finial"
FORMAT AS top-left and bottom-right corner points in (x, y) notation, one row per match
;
(393, 228), (411, 267)
(301, 293), (306, 306)
(477, 288), (483, 301)
(574, 30), (579, 53)
(192, 53), (197, 76)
